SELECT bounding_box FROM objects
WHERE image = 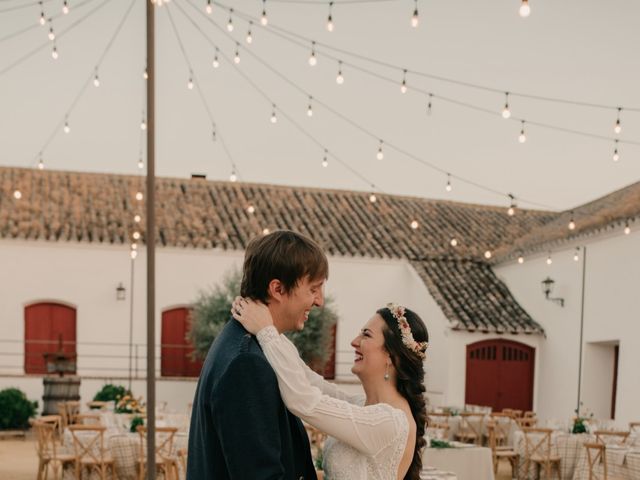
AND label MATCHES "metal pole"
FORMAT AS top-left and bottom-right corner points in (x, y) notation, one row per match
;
(146, 0), (156, 477)
(576, 246), (587, 414)
(128, 257), (135, 392)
